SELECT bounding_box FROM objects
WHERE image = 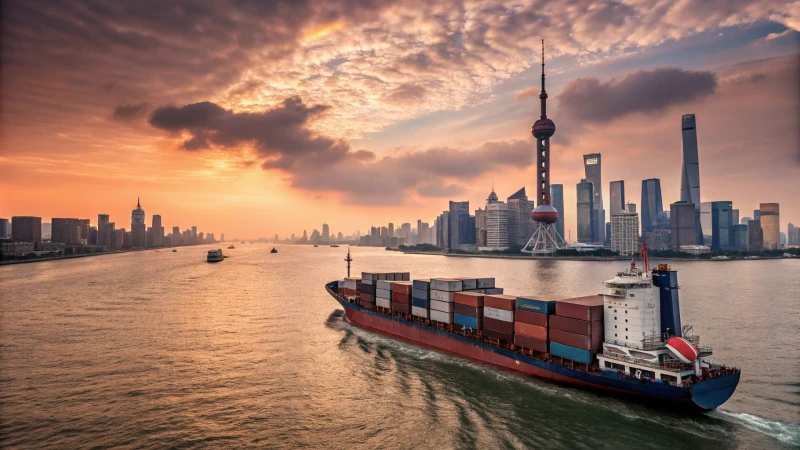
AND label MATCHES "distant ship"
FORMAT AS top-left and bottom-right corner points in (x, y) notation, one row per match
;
(172, 249), (177, 252)
(314, 244), (319, 247)
(228, 245), (236, 249)
(331, 244), (340, 247)
(270, 247), (278, 254)
(207, 249), (224, 262)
